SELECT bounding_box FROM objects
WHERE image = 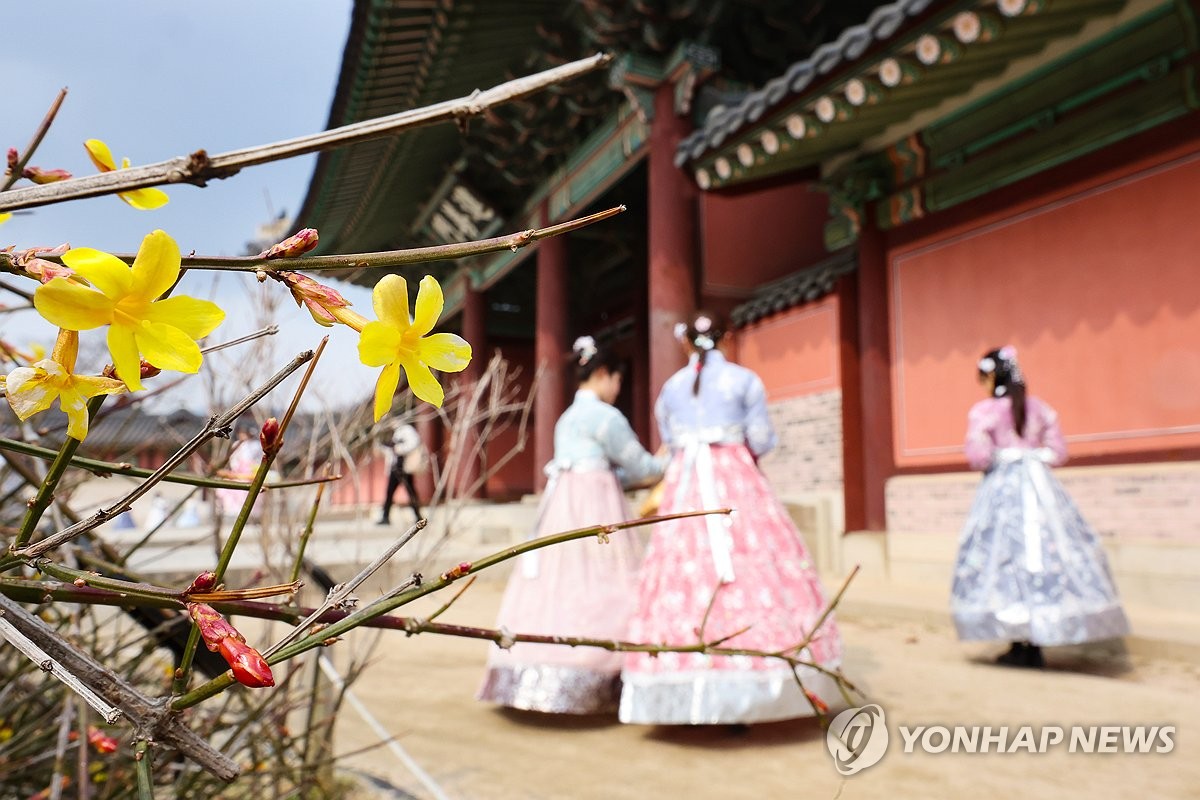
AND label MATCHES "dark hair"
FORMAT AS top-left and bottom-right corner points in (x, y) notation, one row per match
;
(978, 346), (1027, 435)
(682, 311), (725, 396)
(573, 336), (622, 383)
